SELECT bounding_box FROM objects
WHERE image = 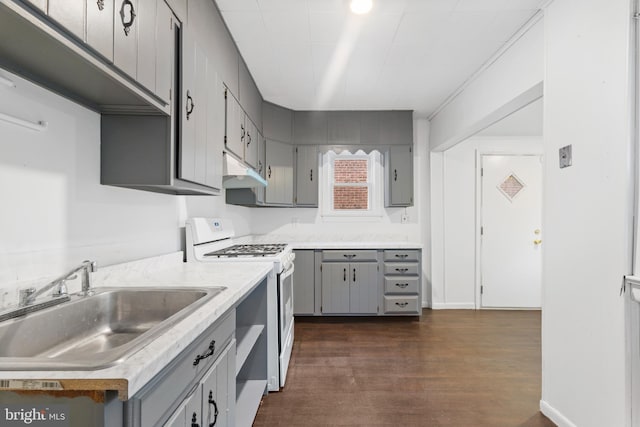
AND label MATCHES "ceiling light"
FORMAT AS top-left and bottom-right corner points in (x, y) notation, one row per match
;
(350, 0), (372, 15)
